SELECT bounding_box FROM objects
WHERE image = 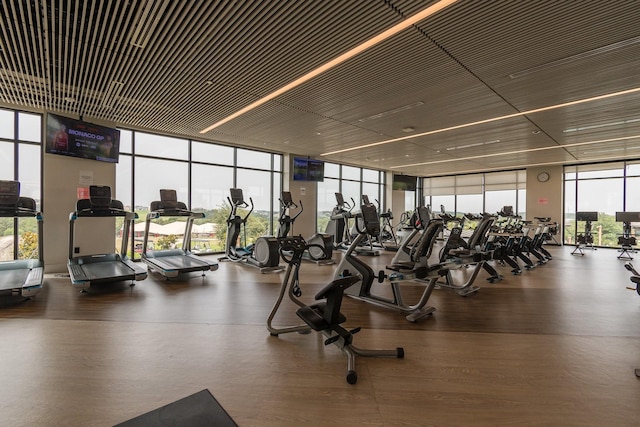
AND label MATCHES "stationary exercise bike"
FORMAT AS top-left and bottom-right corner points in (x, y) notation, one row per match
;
(276, 191), (334, 264)
(266, 235), (403, 384)
(220, 188), (282, 273)
(335, 203), (455, 322)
